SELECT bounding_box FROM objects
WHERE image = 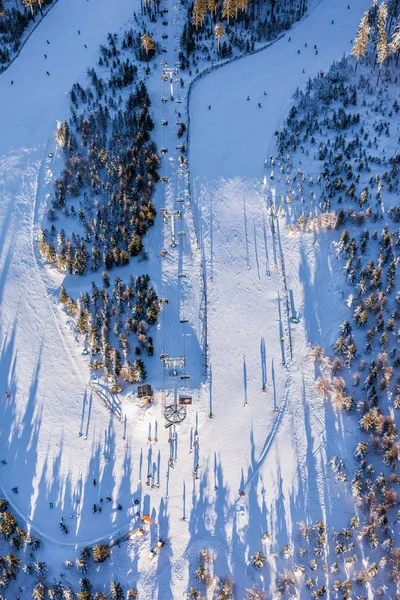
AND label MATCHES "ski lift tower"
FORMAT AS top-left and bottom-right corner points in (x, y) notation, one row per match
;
(163, 67), (178, 99)
(160, 209), (182, 247)
(160, 354), (185, 376)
